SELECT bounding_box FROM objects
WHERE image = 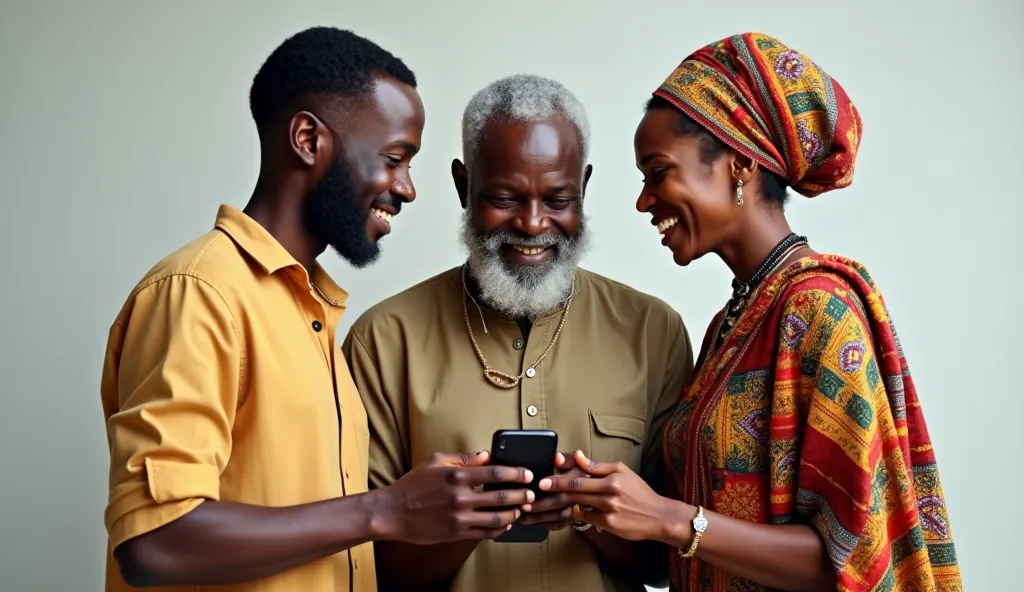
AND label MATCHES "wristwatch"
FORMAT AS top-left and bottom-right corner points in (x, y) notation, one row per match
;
(679, 505), (708, 559)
